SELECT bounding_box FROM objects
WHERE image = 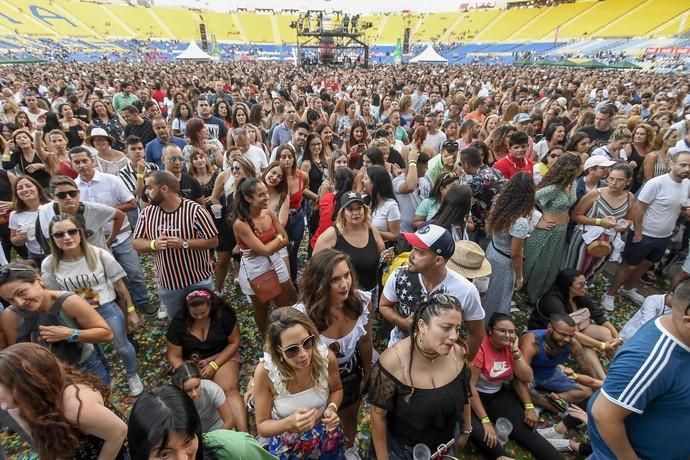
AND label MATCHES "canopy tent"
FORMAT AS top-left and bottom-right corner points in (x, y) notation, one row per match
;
(409, 45), (448, 64)
(175, 41), (213, 61)
(609, 60), (642, 70)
